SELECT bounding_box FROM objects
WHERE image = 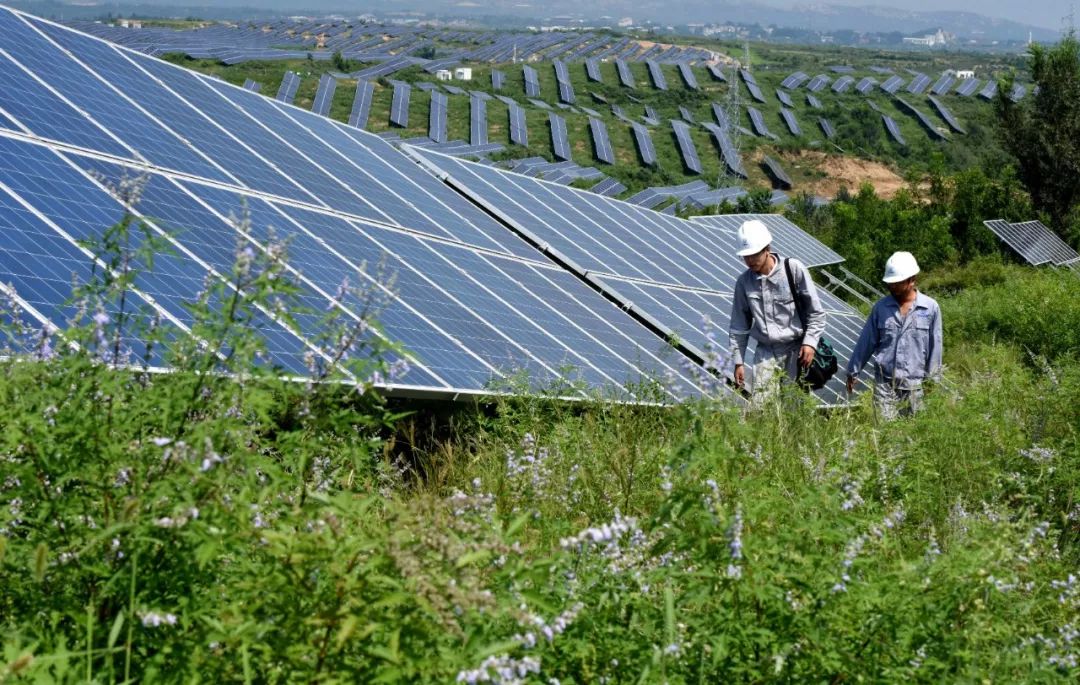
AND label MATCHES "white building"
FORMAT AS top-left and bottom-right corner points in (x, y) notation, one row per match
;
(435, 69), (452, 81)
(955, 69), (975, 79)
(453, 67), (472, 81)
